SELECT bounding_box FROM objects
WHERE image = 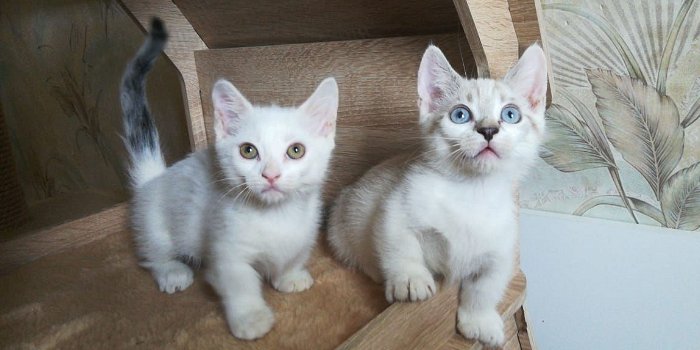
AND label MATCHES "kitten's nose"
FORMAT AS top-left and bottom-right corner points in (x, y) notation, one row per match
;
(477, 127), (499, 141)
(262, 171), (281, 184)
